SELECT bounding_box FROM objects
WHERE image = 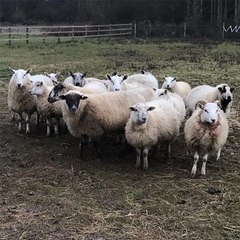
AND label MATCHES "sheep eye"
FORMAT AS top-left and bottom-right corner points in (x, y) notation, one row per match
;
(204, 109), (208, 113)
